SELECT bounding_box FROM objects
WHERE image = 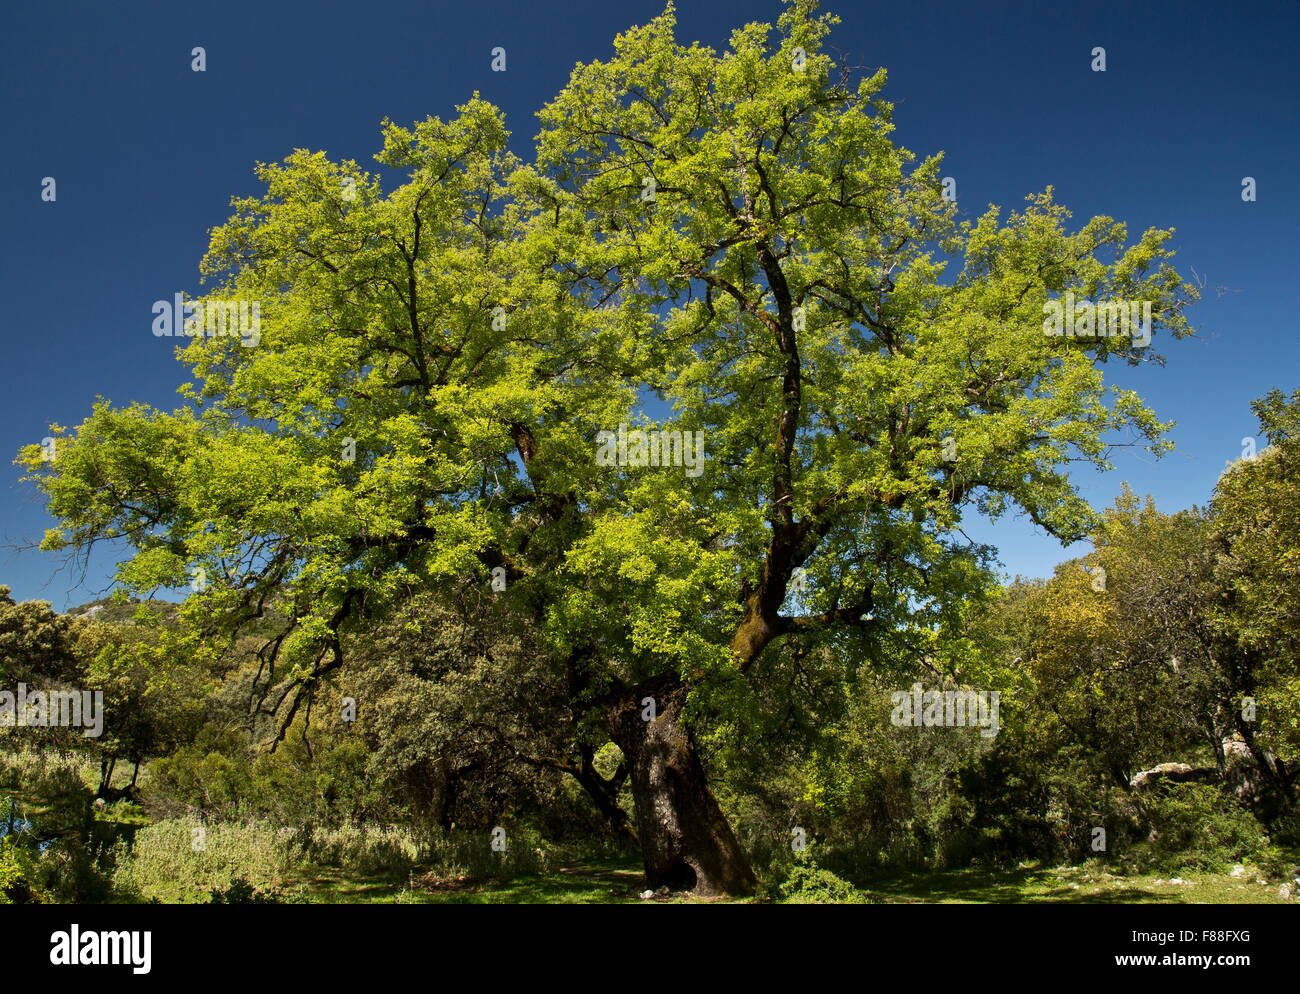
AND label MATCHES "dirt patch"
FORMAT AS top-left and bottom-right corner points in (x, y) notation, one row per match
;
(410, 872), (484, 893)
